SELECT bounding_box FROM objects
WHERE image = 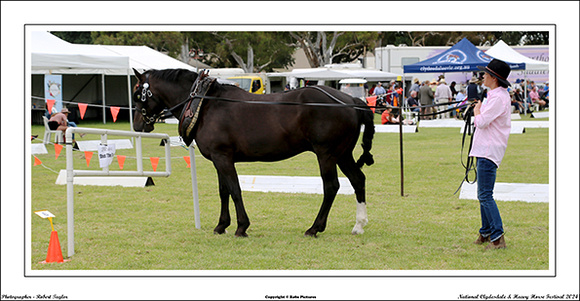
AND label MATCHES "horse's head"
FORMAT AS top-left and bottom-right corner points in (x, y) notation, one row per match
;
(132, 69), (167, 132)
